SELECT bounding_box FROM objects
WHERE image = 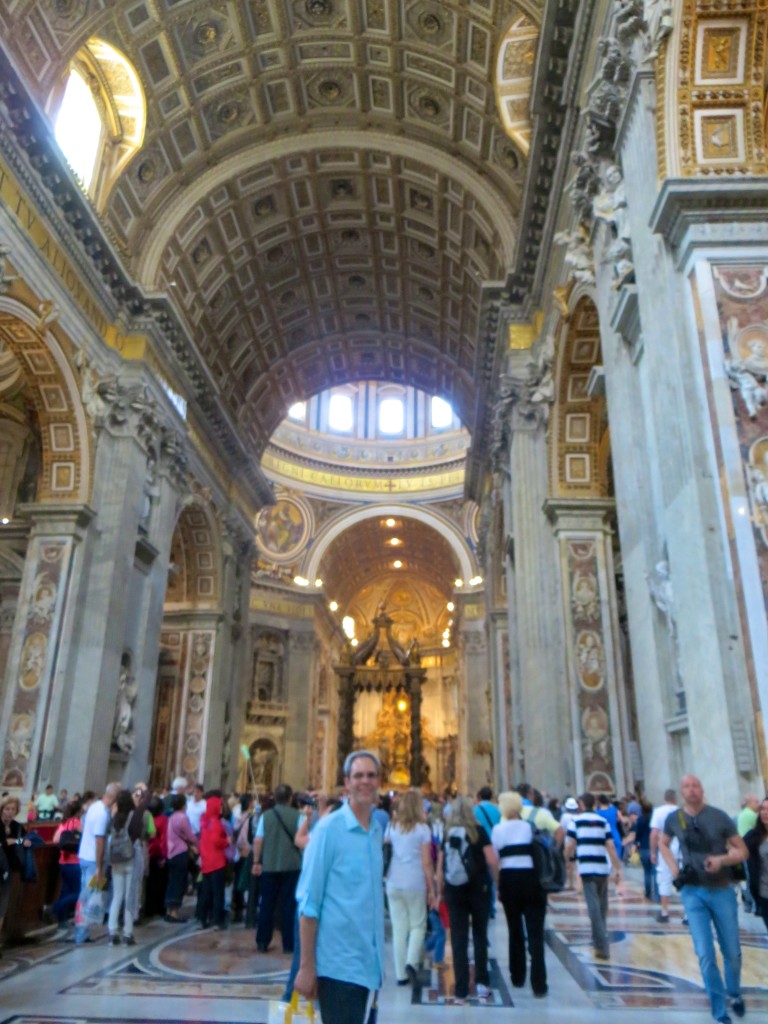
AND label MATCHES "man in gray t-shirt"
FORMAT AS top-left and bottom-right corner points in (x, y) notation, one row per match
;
(660, 775), (748, 1024)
